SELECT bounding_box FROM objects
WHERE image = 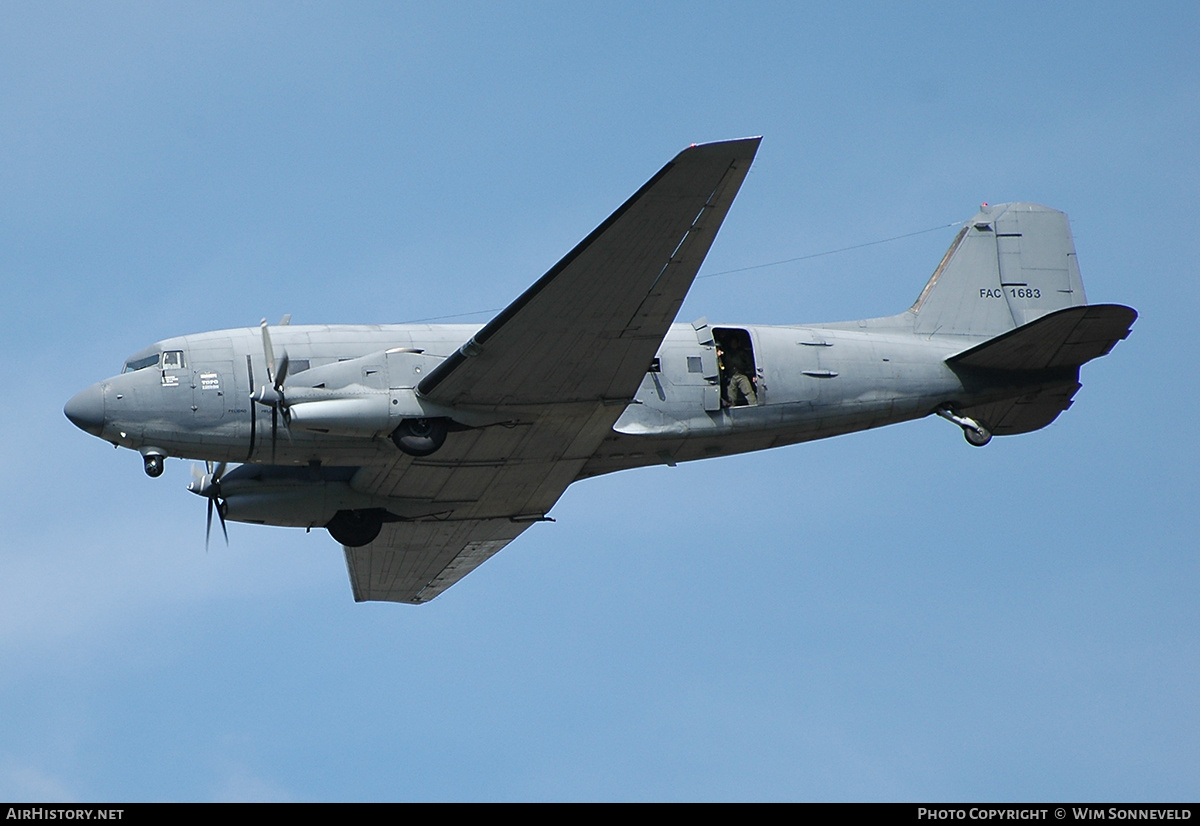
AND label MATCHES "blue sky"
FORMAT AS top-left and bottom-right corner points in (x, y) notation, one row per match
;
(1, 2), (1196, 801)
